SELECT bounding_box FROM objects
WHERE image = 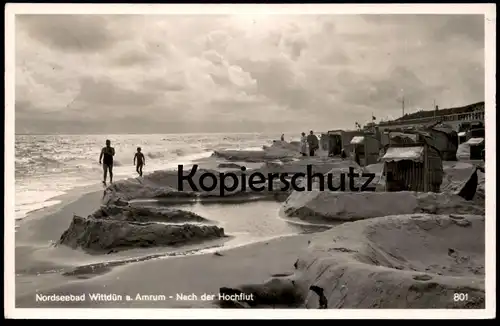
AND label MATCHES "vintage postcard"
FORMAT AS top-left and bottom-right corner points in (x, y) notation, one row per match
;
(4, 3), (496, 319)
